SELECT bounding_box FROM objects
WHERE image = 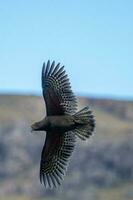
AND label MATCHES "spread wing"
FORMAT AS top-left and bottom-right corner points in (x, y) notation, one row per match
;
(42, 60), (77, 116)
(40, 131), (76, 188)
